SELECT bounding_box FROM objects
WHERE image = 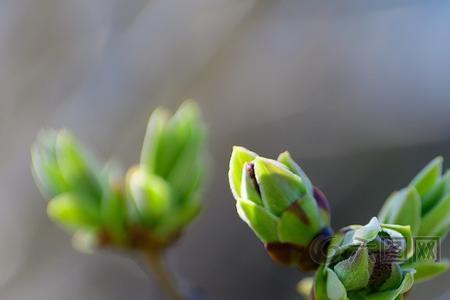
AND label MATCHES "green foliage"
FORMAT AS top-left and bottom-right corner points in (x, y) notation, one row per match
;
(378, 157), (450, 284)
(379, 157), (450, 239)
(130, 100), (206, 239)
(32, 130), (124, 250)
(378, 187), (421, 235)
(229, 146), (332, 270)
(32, 100), (207, 252)
(312, 218), (415, 300)
(230, 148), (450, 299)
